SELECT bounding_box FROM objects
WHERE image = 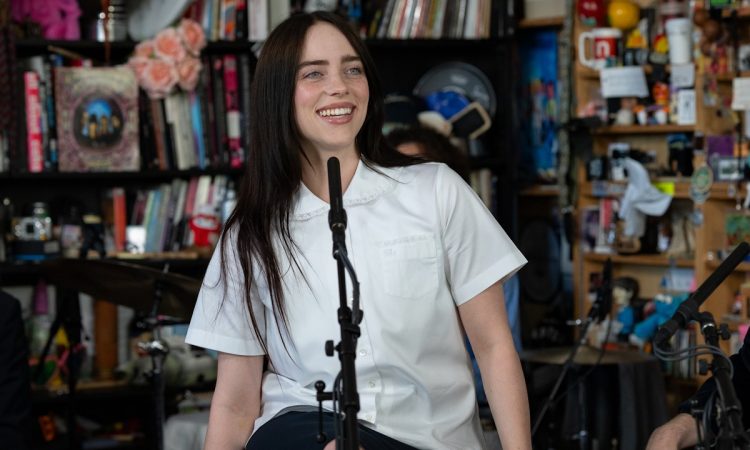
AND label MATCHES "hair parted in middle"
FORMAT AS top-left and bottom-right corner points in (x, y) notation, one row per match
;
(218, 11), (422, 356)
